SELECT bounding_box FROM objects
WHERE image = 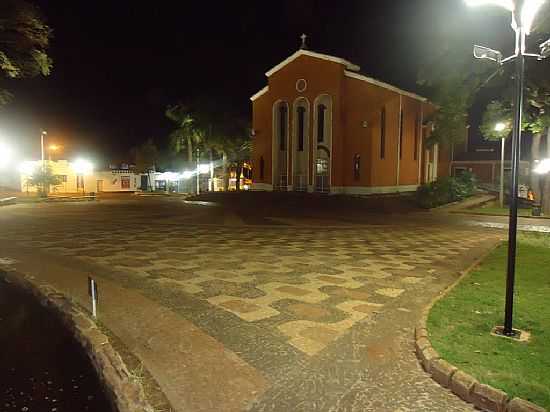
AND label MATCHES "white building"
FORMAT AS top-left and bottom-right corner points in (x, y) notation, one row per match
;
(19, 160), (141, 194)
